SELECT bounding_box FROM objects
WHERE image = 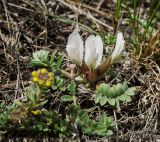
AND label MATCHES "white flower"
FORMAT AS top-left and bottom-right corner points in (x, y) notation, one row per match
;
(66, 31), (84, 65)
(111, 32), (125, 63)
(84, 35), (103, 69)
(66, 32), (103, 69)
